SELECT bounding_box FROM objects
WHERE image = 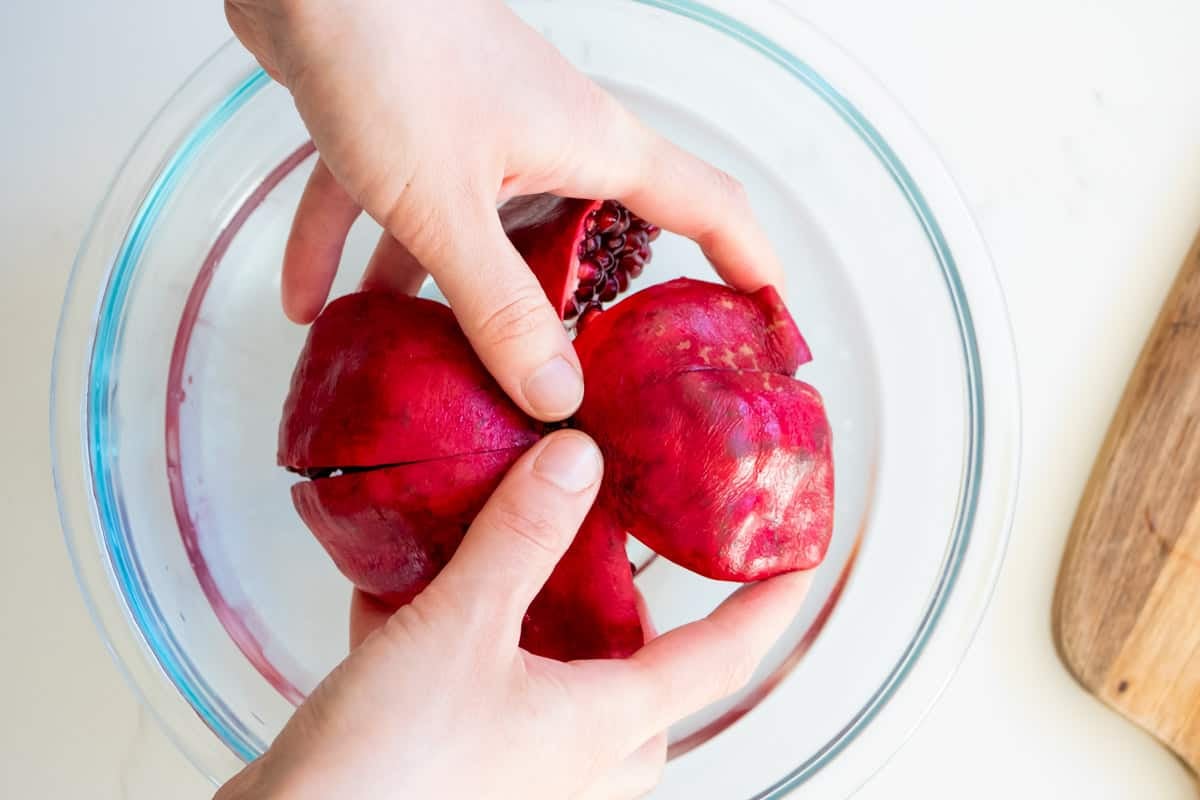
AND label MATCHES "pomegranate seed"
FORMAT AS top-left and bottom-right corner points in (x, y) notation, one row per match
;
(621, 235), (648, 257)
(578, 260), (600, 286)
(578, 302), (604, 329)
(556, 200), (660, 318)
(594, 204), (622, 235)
